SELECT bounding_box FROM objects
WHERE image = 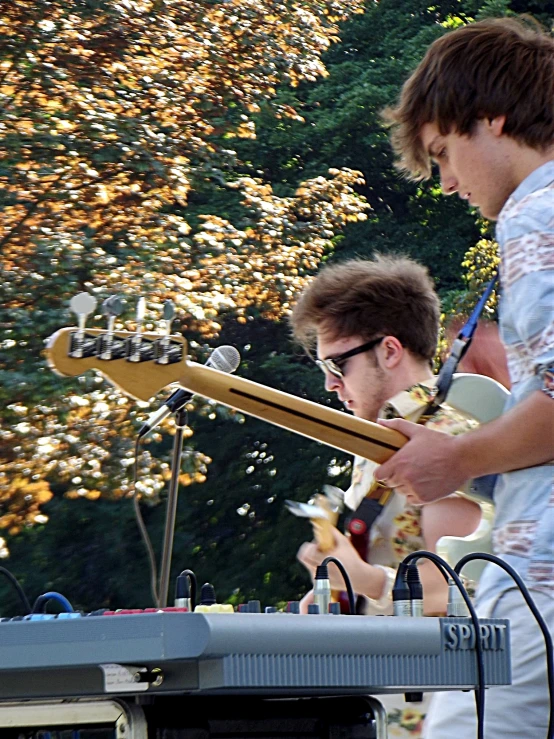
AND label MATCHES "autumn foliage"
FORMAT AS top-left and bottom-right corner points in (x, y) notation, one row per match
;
(0, 0), (369, 544)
